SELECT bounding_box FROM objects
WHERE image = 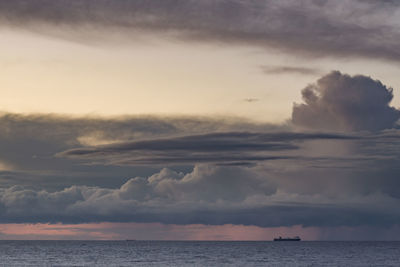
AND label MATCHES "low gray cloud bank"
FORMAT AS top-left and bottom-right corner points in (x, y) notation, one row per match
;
(292, 71), (400, 132)
(1, 164), (399, 227)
